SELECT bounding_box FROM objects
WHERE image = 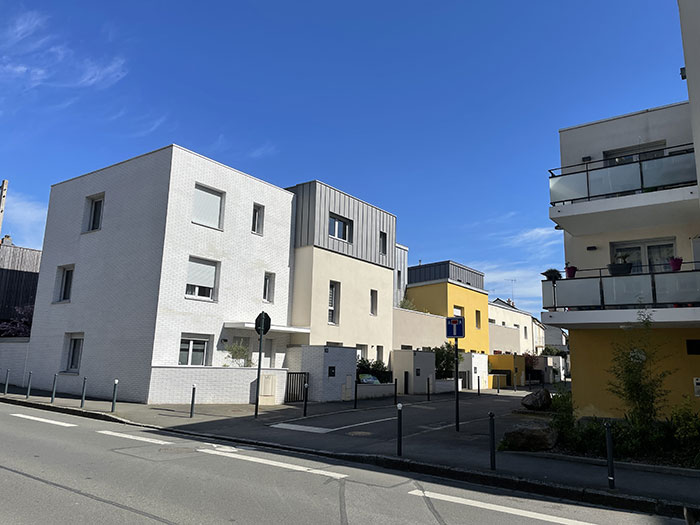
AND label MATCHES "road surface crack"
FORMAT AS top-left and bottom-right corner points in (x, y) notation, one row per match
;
(413, 481), (447, 525)
(338, 478), (349, 525)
